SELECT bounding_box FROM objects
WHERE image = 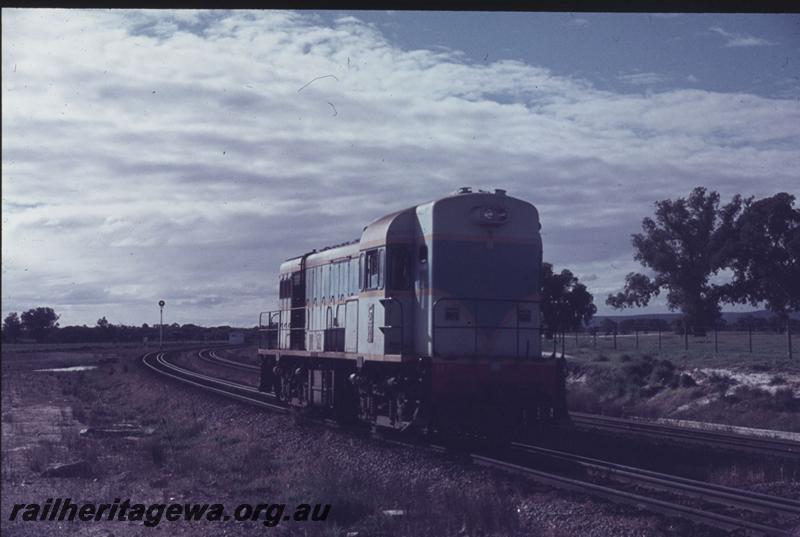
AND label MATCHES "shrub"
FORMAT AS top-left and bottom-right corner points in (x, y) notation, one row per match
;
(771, 388), (800, 412)
(679, 374), (696, 388)
(650, 359), (677, 387)
(707, 373), (737, 394)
